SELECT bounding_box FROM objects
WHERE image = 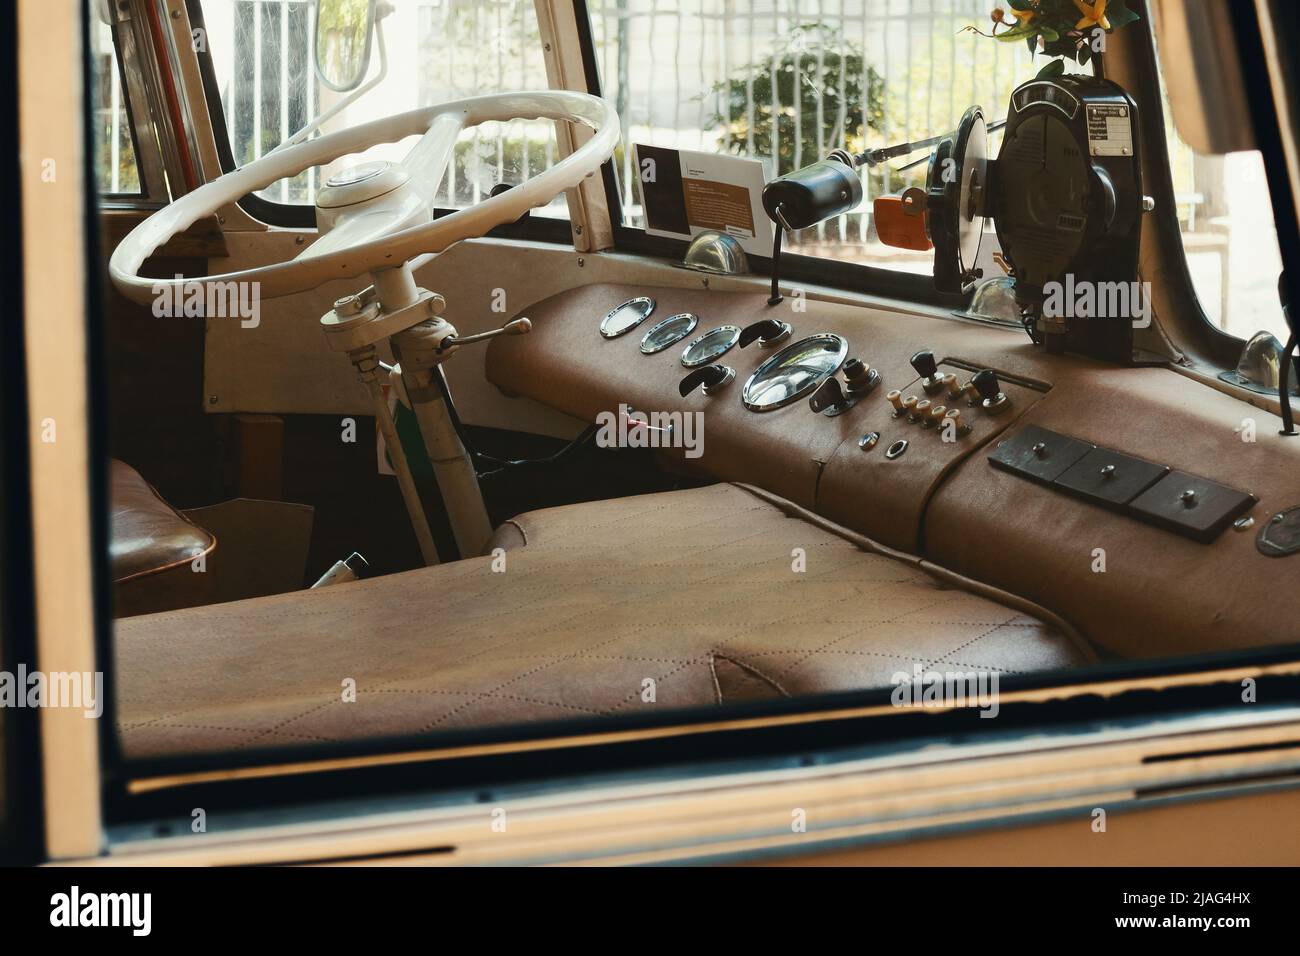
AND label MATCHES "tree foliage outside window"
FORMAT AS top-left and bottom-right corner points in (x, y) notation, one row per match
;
(706, 24), (884, 179)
